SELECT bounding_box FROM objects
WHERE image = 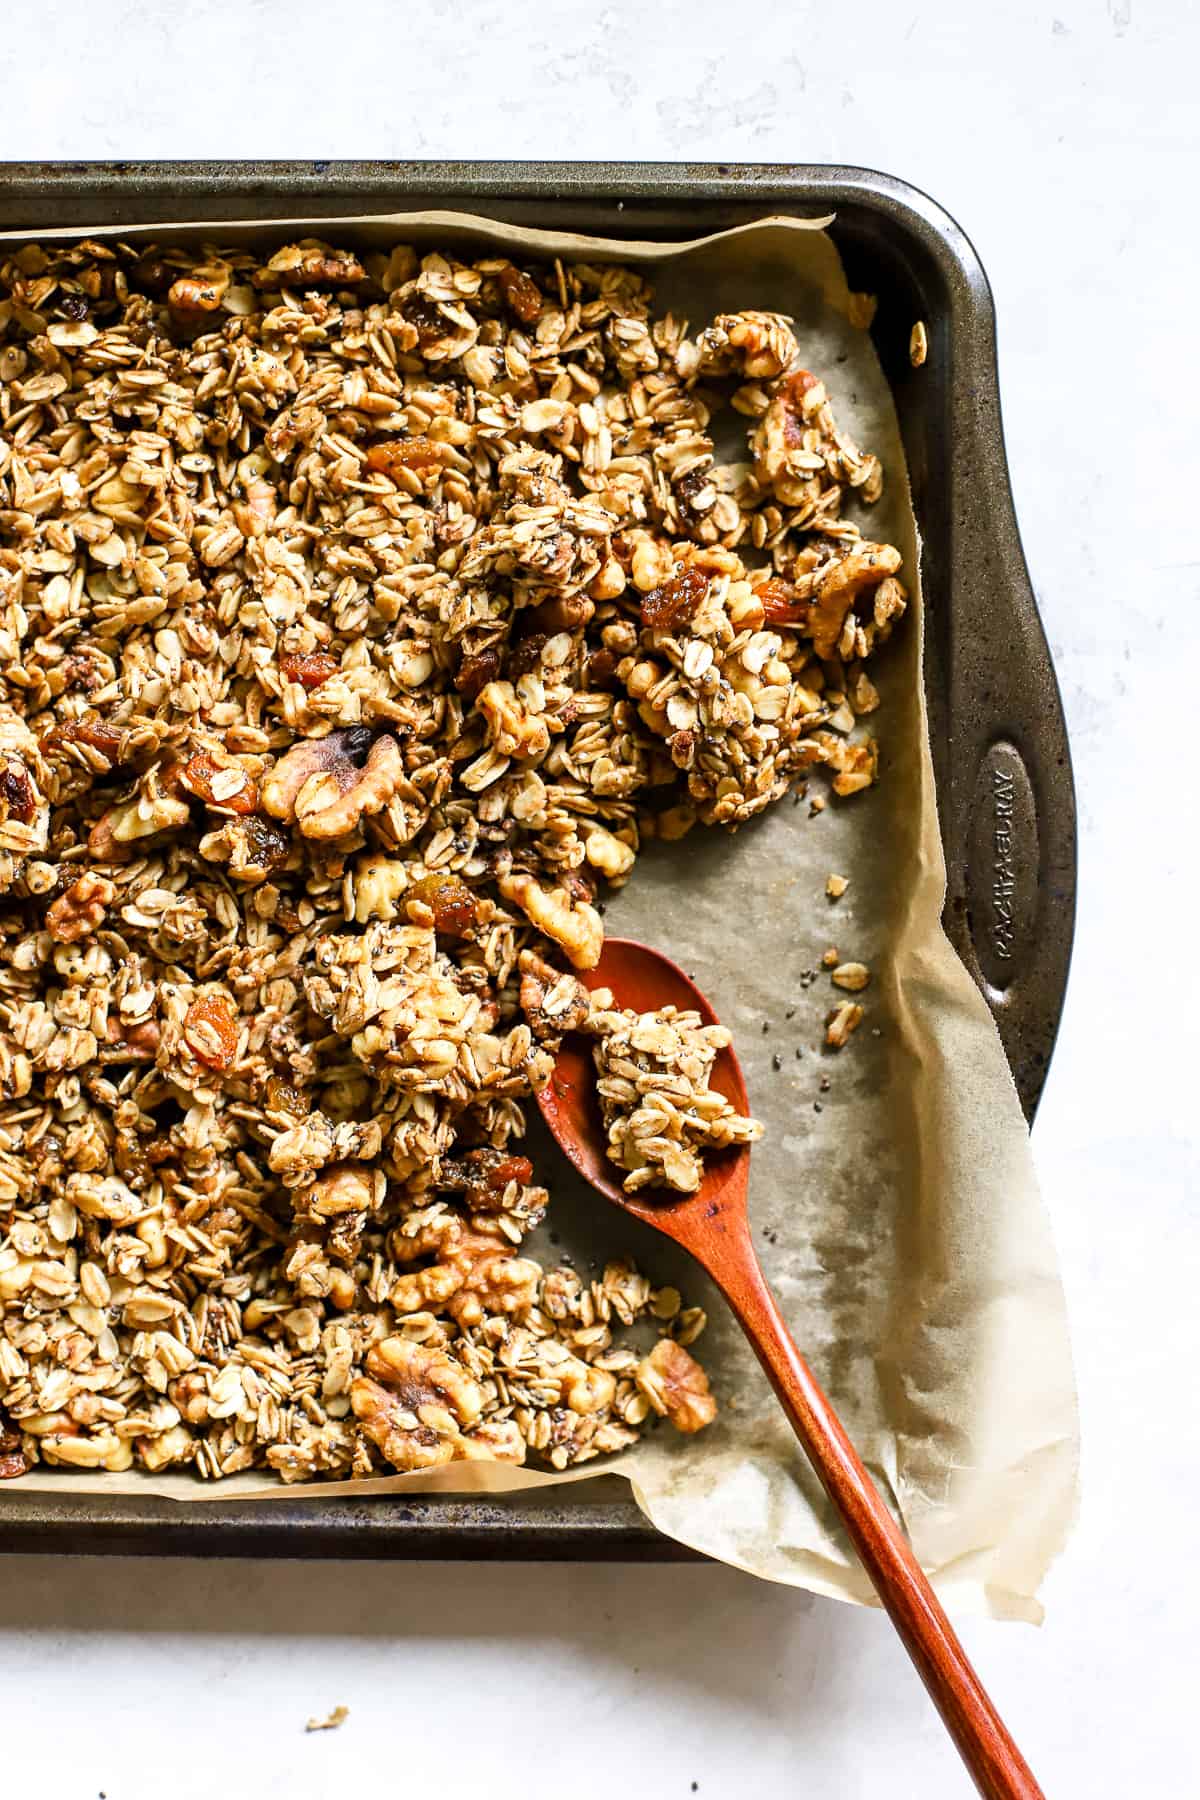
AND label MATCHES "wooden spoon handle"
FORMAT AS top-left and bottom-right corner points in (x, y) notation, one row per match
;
(704, 1229), (1044, 1800)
